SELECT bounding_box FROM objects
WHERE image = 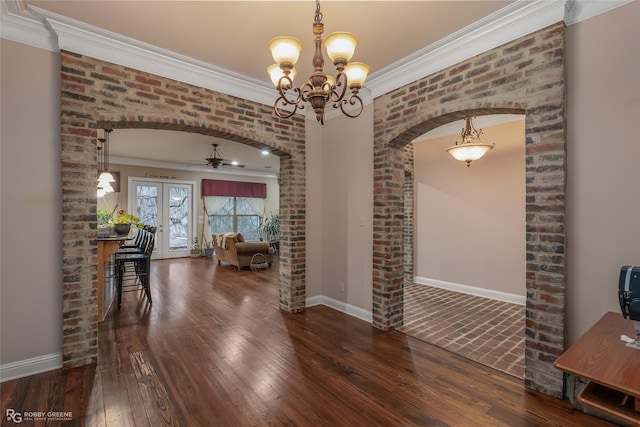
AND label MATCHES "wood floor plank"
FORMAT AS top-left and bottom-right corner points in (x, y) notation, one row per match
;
(1, 258), (618, 426)
(129, 351), (178, 426)
(84, 367), (107, 427)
